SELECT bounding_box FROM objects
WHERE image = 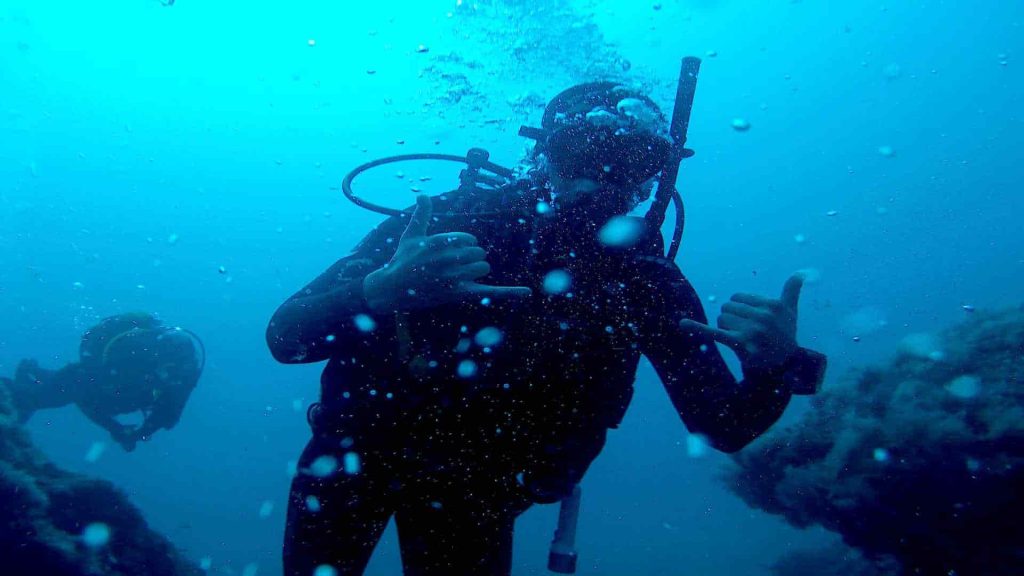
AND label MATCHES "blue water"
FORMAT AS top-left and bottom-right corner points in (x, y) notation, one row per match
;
(1, 1), (1021, 574)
